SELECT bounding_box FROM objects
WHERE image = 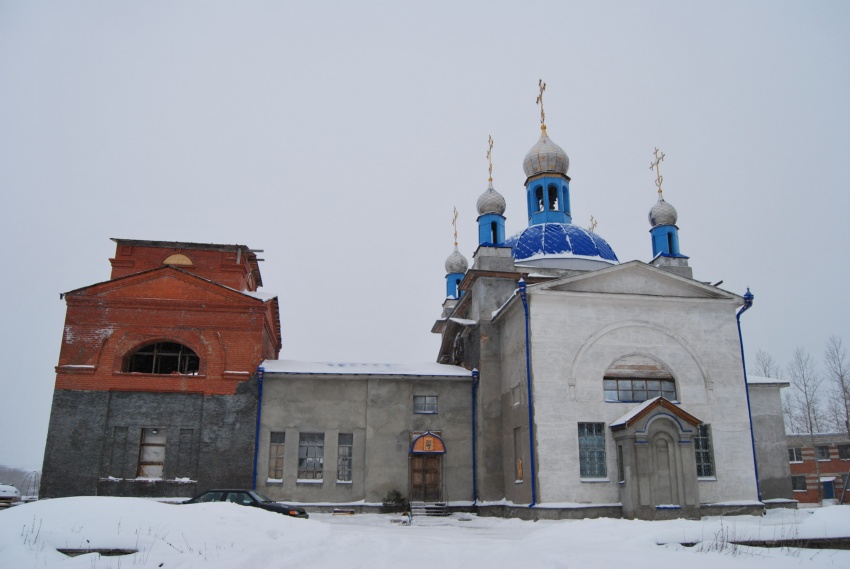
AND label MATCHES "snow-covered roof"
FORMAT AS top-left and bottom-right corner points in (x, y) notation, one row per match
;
(241, 289), (277, 302)
(610, 397), (662, 428)
(261, 360), (472, 377)
(747, 374), (790, 386)
(449, 317), (477, 326)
